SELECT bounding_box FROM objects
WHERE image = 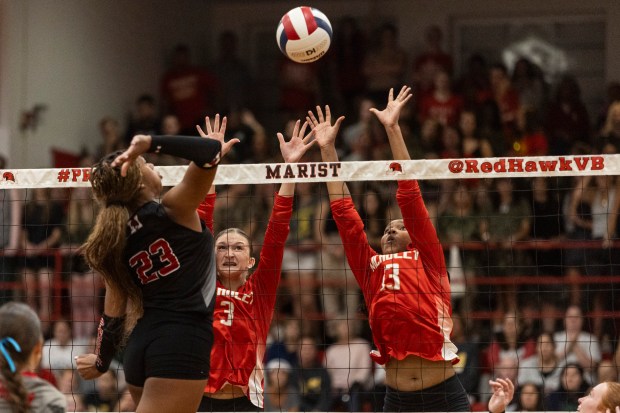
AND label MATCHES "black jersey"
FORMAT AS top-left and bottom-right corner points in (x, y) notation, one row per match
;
(124, 201), (216, 316)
